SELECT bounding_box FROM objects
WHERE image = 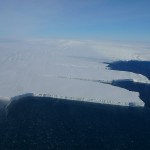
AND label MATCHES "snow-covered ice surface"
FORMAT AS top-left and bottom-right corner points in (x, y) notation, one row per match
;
(0, 39), (150, 106)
